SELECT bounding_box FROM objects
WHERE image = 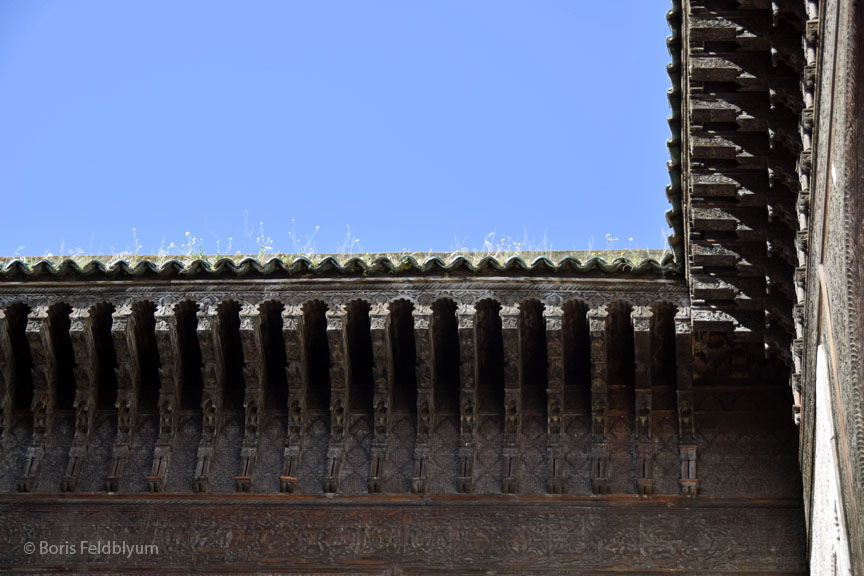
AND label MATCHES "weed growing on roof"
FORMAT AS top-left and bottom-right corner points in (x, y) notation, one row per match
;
(0, 223), (672, 269)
